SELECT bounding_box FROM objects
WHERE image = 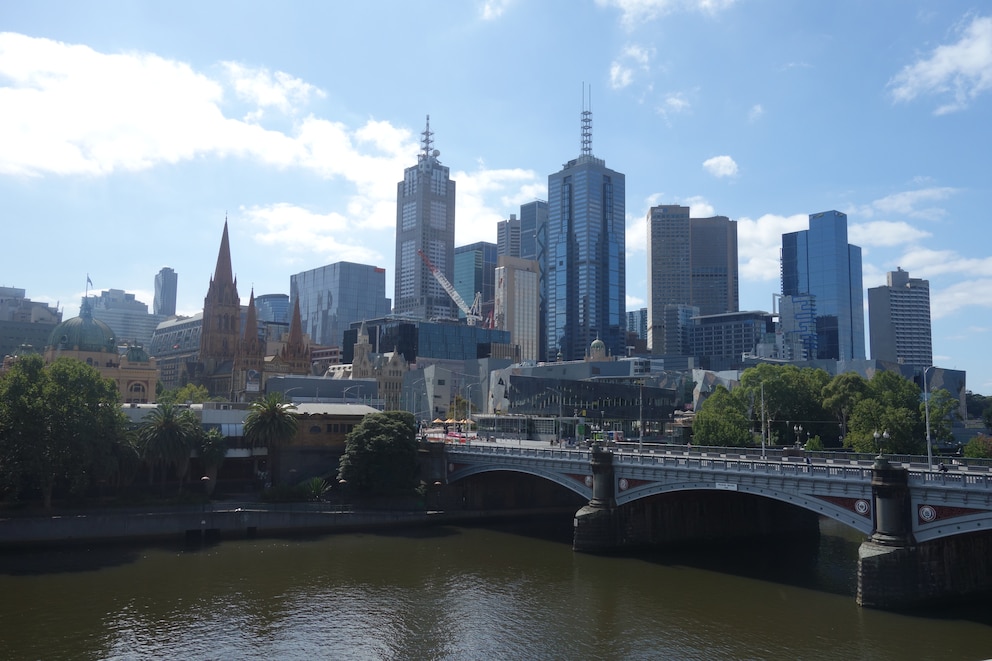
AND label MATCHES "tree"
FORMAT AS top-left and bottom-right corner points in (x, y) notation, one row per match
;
(197, 428), (227, 497)
(157, 383), (212, 407)
(243, 393), (298, 486)
(691, 386), (752, 447)
(964, 434), (992, 459)
(337, 411), (419, 496)
(822, 371), (869, 441)
(0, 355), (125, 508)
(983, 405), (992, 434)
(922, 388), (960, 447)
(139, 403), (199, 493)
